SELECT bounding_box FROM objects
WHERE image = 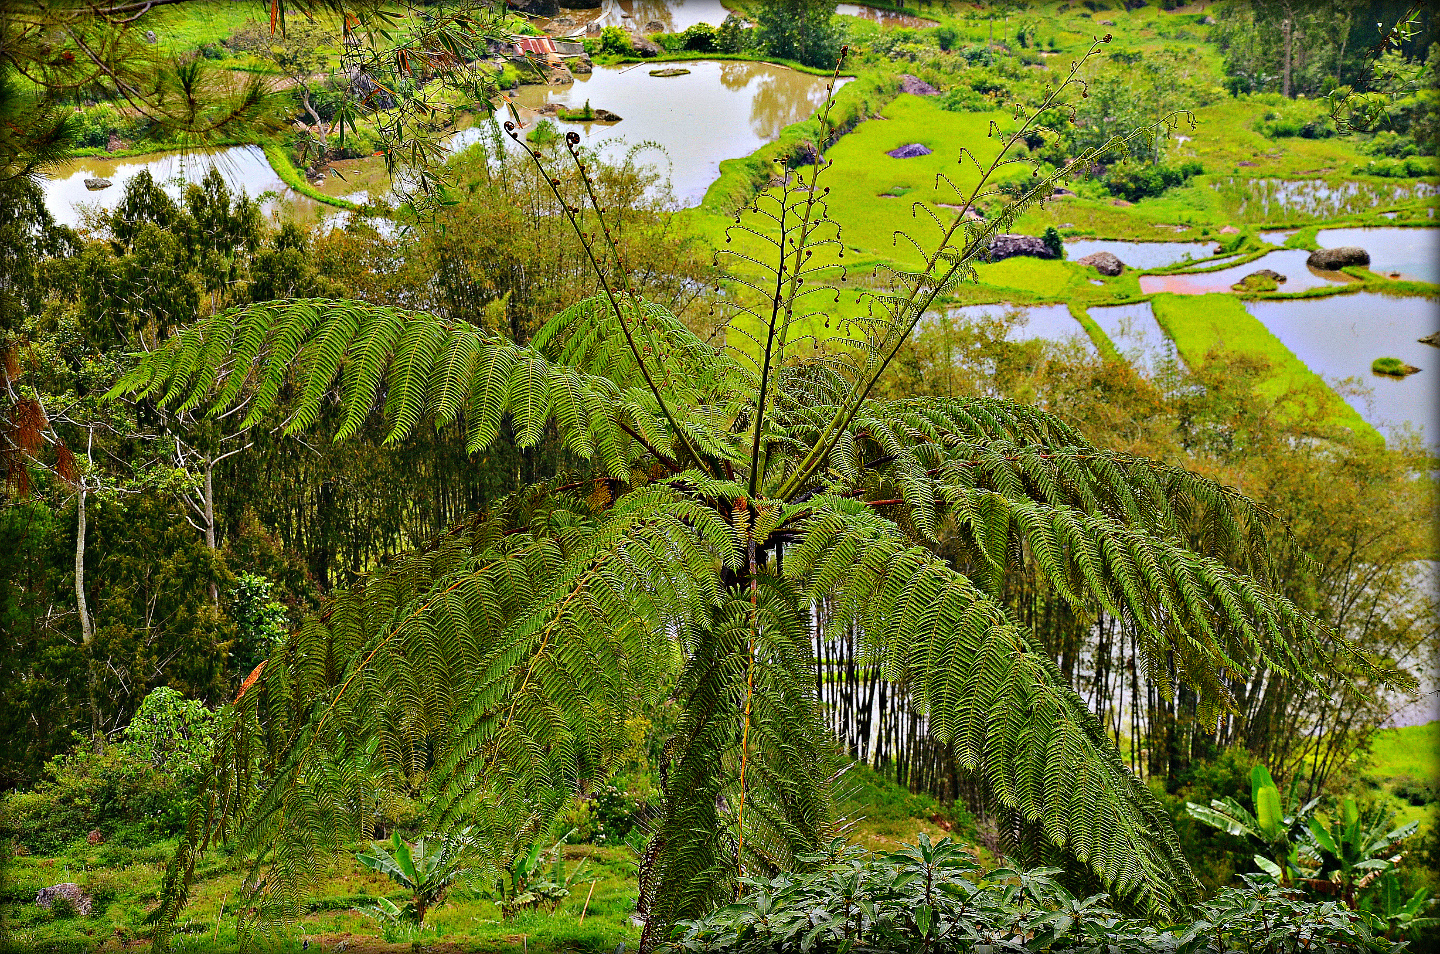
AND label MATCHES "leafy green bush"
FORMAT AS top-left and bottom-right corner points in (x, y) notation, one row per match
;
(1255, 104), (1338, 139)
(599, 26), (633, 57)
(70, 105), (148, 150)
(938, 85), (991, 113)
(1, 688), (215, 853)
(1392, 775), (1435, 807)
(1102, 160), (1204, 202)
(1361, 131), (1420, 159)
(1042, 226), (1064, 260)
(2, 741), (188, 853)
(669, 834), (1394, 952)
(1355, 156), (1438, 178)
(678, 23), (718, 52)
(933, 26), (958, 51)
